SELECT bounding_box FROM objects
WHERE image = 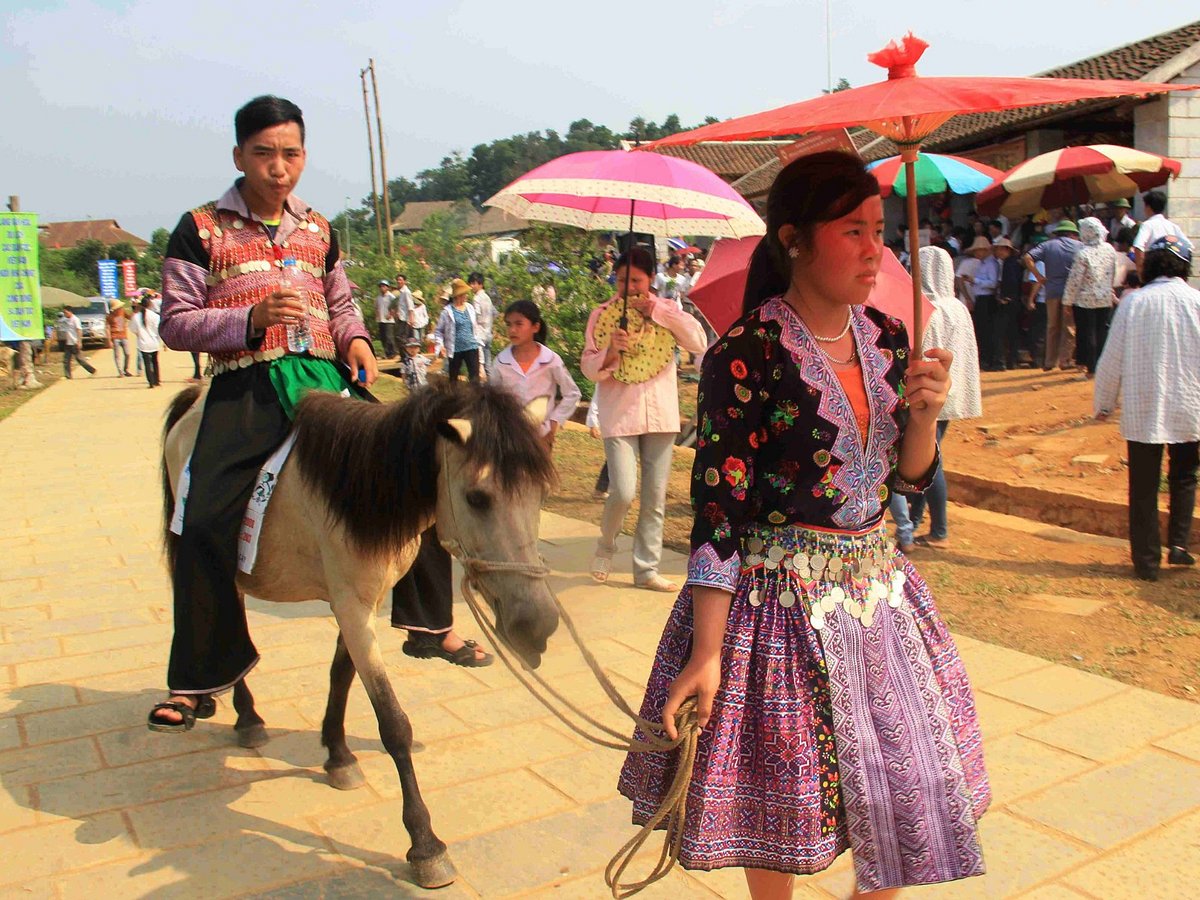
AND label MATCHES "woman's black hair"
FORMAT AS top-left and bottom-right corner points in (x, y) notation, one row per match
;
(235, 95), (305, 146)
(1142, 248), (1192, 283)
(614, 246), (656, 279)
(504, 299), (550, 345)
(742, 151), (880, 315)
